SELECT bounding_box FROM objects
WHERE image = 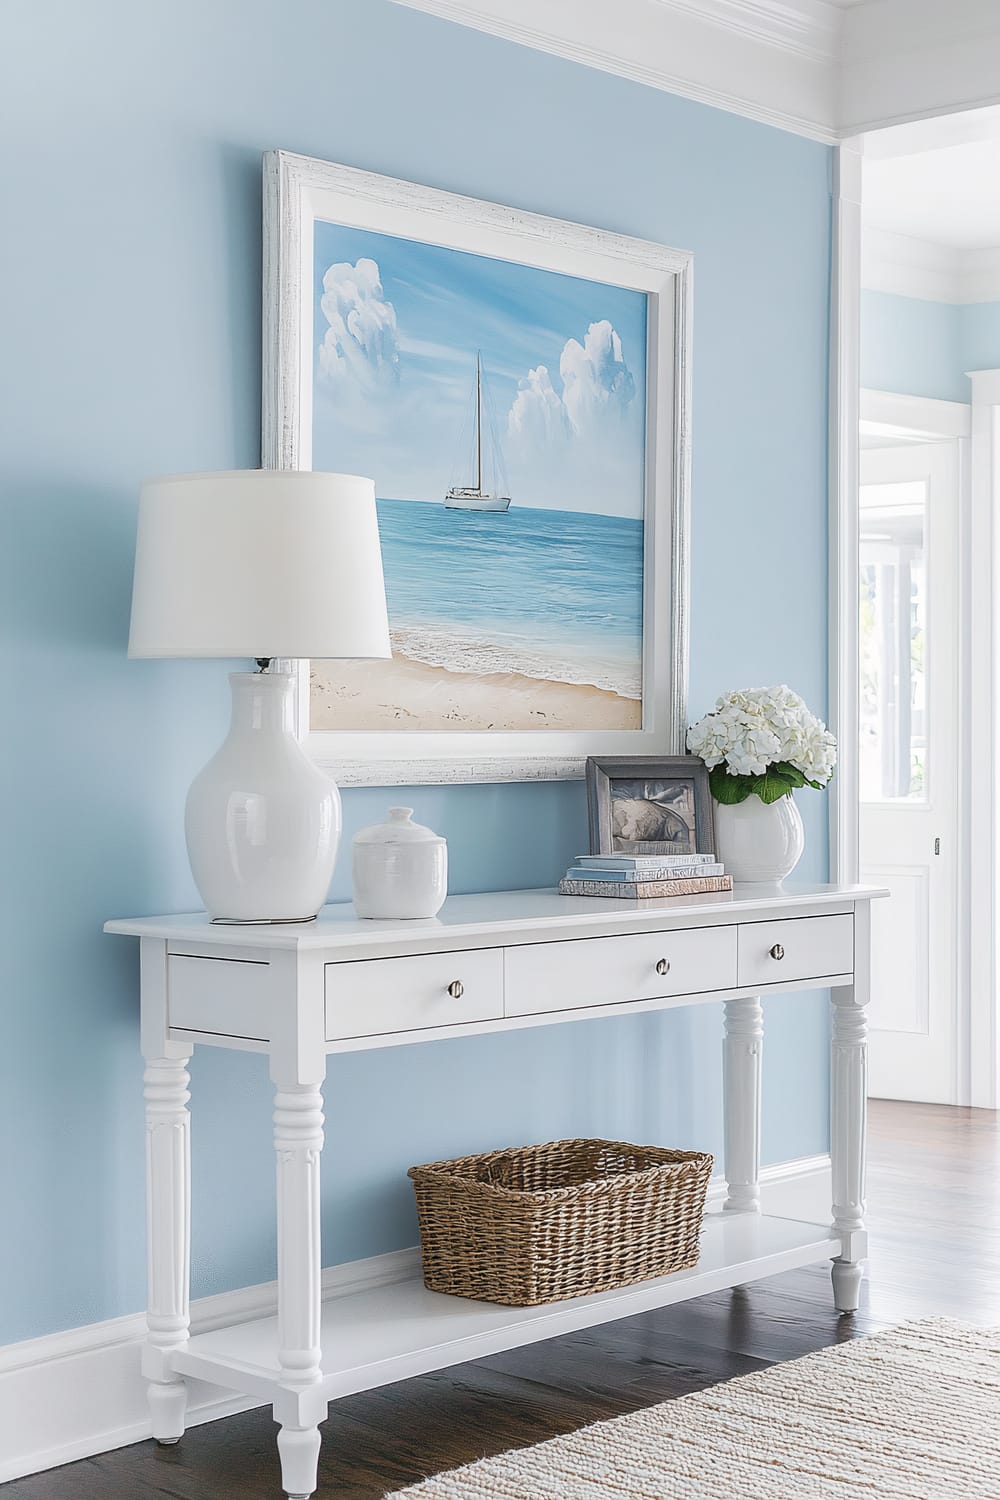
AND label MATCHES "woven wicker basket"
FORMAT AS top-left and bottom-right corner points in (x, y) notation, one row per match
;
(408, 1137), (713, 1306)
